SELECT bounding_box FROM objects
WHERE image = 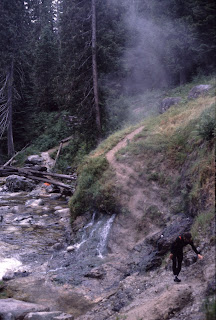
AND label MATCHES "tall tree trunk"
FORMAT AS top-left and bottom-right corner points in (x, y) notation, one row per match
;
(7, 60), (15, 157)
(91, 0), (101, 141)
